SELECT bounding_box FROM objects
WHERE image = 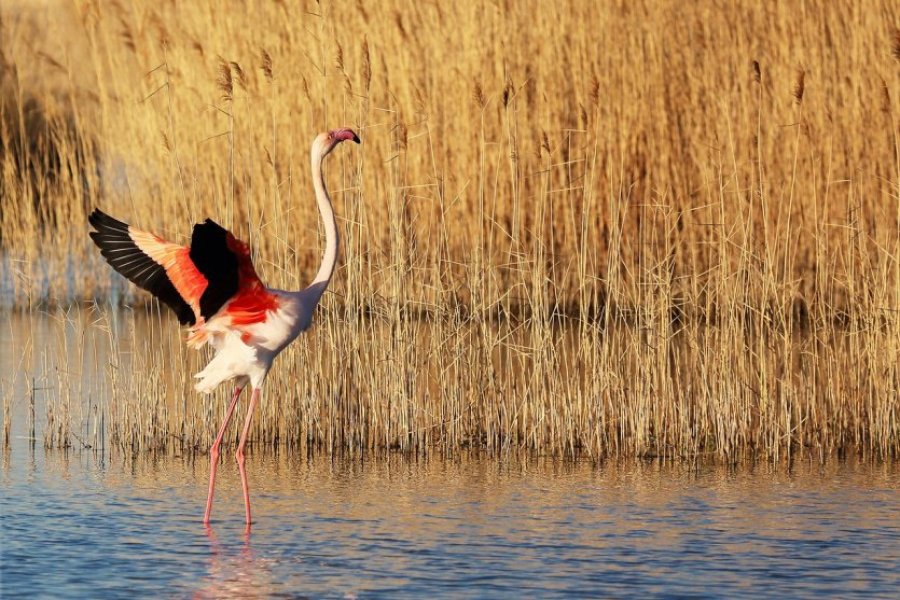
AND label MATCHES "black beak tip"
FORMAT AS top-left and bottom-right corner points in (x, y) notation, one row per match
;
(352, 133), (361, 144)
